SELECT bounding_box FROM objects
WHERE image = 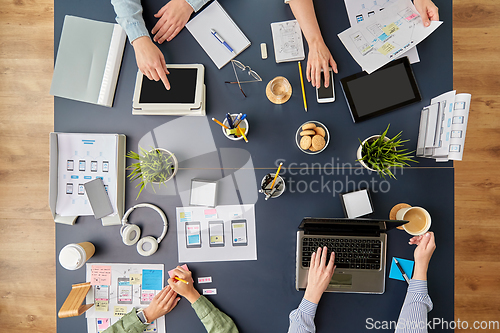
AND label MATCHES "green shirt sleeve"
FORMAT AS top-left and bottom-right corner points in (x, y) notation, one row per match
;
(191, 296), (239, 333)
(103, 308), (149, 333)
